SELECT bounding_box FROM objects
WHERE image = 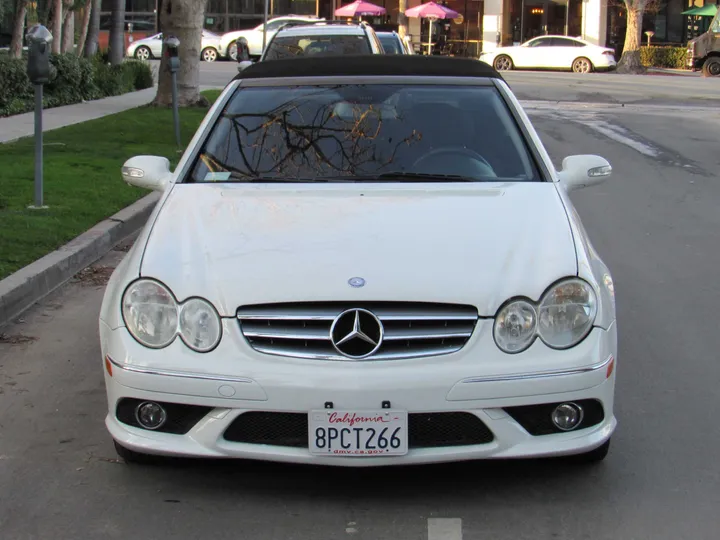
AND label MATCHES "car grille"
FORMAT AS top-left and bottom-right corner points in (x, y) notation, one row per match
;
(237, 302), (479, 360)
(223, 411), (494, 448)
